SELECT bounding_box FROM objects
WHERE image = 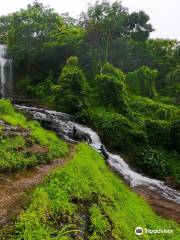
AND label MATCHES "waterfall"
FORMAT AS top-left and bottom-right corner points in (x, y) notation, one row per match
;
(0, 44), (13, 98)
(15, 105), (180, 204)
